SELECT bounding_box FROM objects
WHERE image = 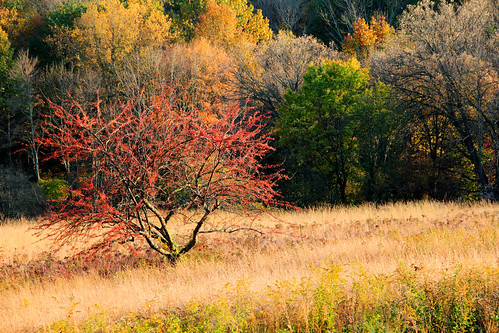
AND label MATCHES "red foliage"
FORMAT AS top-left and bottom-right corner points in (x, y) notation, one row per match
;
(37, 91), (284, 263)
